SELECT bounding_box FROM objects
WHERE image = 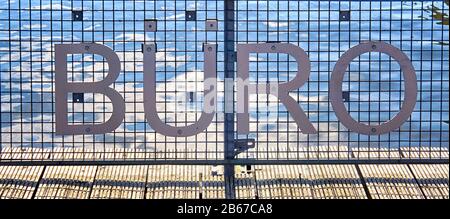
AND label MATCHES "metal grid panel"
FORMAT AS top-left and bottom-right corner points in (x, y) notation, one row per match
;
(234, 0), (449, 162)
(0, 0), (226, 162)
(0, 0), (448, 164)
